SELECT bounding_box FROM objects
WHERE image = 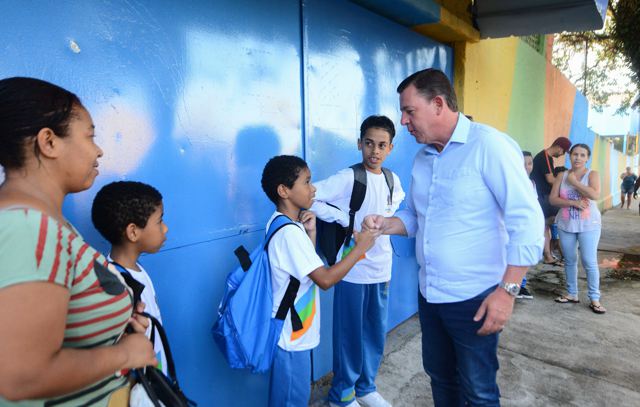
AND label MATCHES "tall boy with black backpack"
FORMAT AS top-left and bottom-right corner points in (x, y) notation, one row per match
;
(312, 115), (405, 407)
